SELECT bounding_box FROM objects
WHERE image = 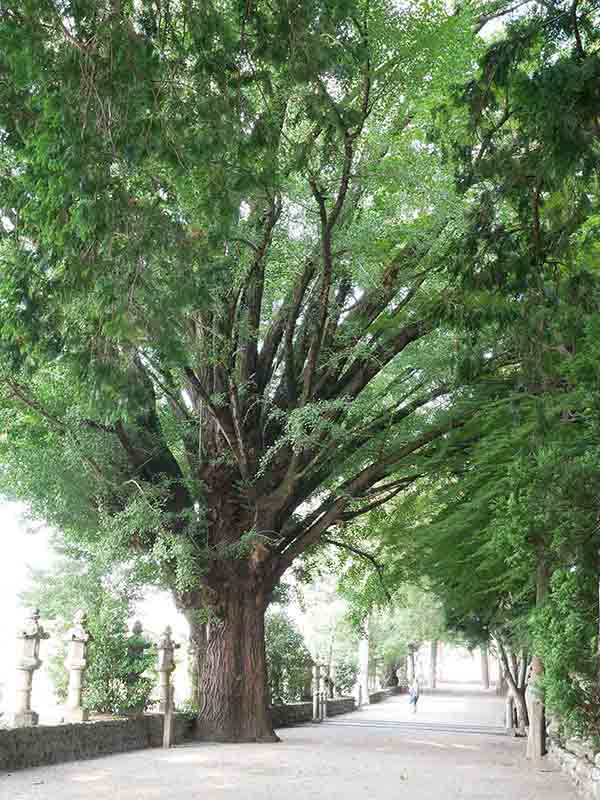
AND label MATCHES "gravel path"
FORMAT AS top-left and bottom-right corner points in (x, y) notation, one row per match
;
(0, 685), (576, 800)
